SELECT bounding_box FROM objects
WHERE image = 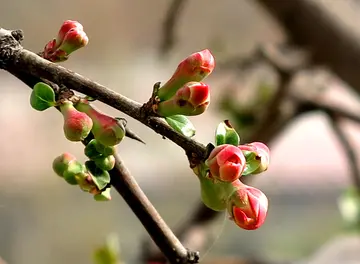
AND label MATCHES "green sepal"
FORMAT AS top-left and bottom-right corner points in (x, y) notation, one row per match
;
(215, 120), (240, 146)
(30, 82), (56, 111)
(199, 173), (237, 211)
(165, 115), (196, 138)
(85, 160), (111, 190)
(94, 187), (112, 202)
(84, 139), (103, 159)
(241, 151), (260, 176)
(94, 155), (115, 171)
